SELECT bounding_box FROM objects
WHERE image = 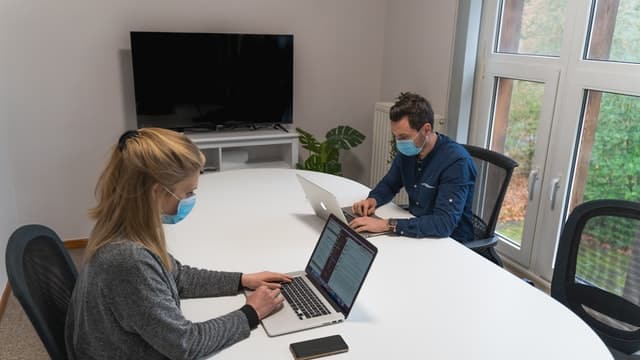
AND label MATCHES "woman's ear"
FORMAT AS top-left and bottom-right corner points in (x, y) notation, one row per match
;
(153, 183), (170, 214)
(151, 183), (163, 200)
